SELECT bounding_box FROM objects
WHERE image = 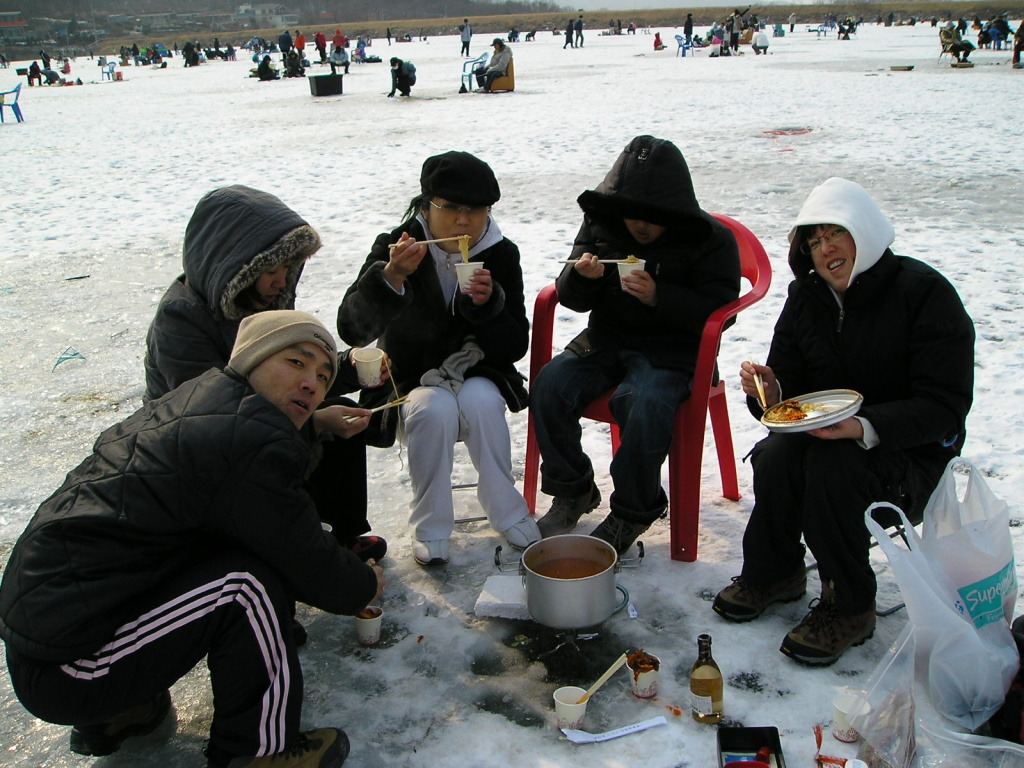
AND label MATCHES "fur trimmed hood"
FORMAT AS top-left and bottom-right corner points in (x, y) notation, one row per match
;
(182, 185), (320, 322)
